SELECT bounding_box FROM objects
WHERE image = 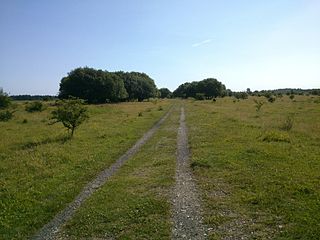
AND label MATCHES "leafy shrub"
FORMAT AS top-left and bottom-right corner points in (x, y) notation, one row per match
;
(25, 101), (44, 112)
(50, 98), (88, 137)
(234, 92), (248, 99)
(0, 110), (13, 121)
(253, 99), (264, 112)
(267, 96), (276, 103)
(280, 115), (294, 131)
